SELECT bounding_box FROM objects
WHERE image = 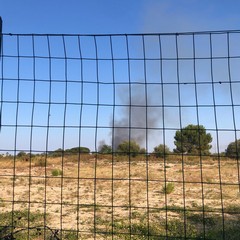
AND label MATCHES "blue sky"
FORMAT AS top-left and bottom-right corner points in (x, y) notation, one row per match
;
(0, 1), (240, 153)
(1, 0), (240, 34)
